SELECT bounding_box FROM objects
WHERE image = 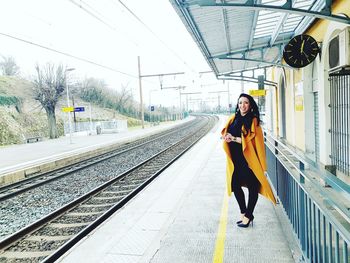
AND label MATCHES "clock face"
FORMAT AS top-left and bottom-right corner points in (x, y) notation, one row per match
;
(283, 34), (320, 68)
